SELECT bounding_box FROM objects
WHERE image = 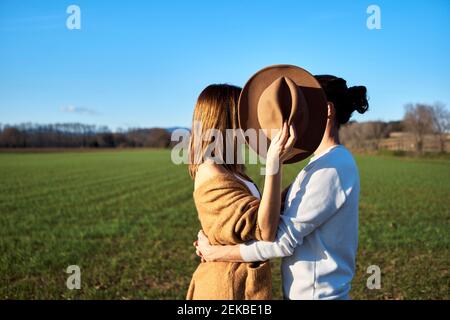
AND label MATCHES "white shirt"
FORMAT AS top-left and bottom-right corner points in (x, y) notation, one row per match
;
(240, 145), (360, 300)
(235, 174), (261, 199)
